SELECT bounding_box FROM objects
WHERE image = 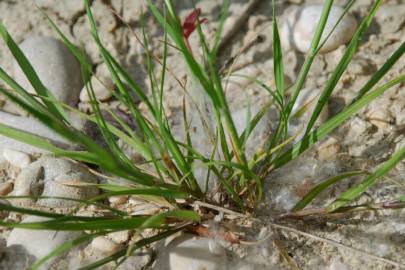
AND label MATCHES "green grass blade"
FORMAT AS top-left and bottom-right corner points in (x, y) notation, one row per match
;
(314, 0), (356, 54)
(0, 216), (148, 231)
(0, 67), (51, 116)
(39, 8), (92, 74)
(230, 74), (283, 107)
(273, 74), (405, 169)
(327, 146), (405, 212)
(80, 227), (185, 270)
(0, 202), (64, 218)
(272, 0), (285, 99)
(305, 0), (382, 133)
(267, 0), (333, 153)
(0, 201), (122, 220)
(239, 102), (275, 144)
(351, 40), (405, 103)
(0, 22), (67, 121)
(32, 232), (103, 270)
(212, 0), (230, 55)
(0, 209), (199, 231)
(1, 83), (157, 185)
(78, 248), (126, 270)
(0, 122), (98, 163)
(84, 0), (198, 192)
(147, 0), (220, 107)
(292, 171), (366, 211)
(91, 187), (189, 201)
(284, 0), (333, 118)
(140, 210), (200, 229)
